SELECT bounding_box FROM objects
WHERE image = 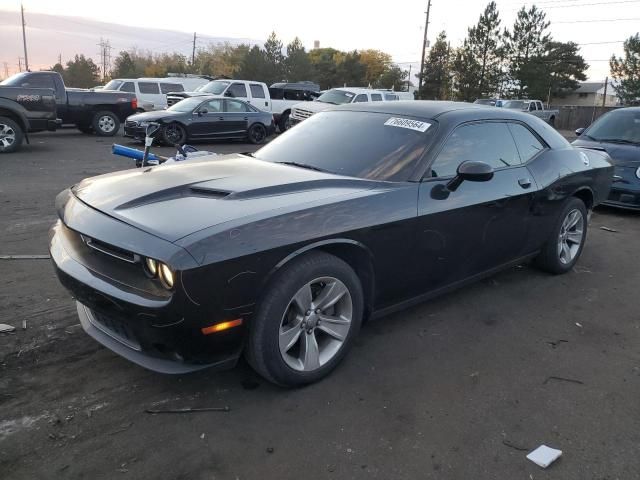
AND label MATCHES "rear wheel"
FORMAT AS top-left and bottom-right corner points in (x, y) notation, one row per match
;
(247, 123), (267, 144)
(535, 197), (588, 274)
(162, 123), (187, 146)
(0, 116), (24, 153)
(92, 111), (120, 136)
(278, 112), (291, 133)
(246, 252), (363, 387)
